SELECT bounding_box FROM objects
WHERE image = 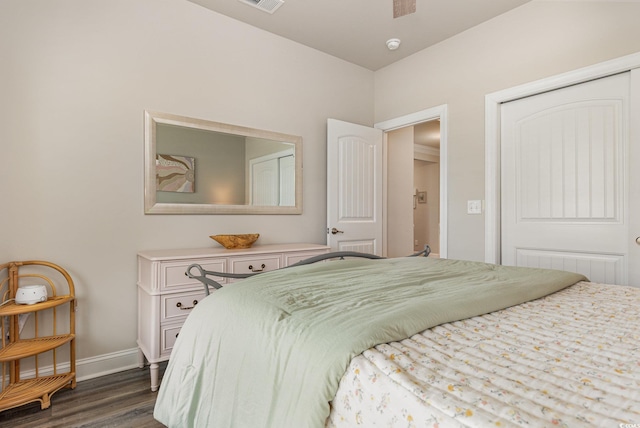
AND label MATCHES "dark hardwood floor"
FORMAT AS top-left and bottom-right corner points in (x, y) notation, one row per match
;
(0, 363), (167, 428)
